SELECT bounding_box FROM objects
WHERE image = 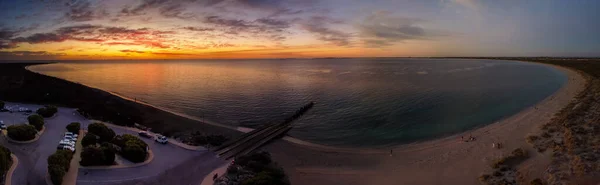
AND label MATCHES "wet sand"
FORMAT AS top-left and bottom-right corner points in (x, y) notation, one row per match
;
(264, 64), (586, 185)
